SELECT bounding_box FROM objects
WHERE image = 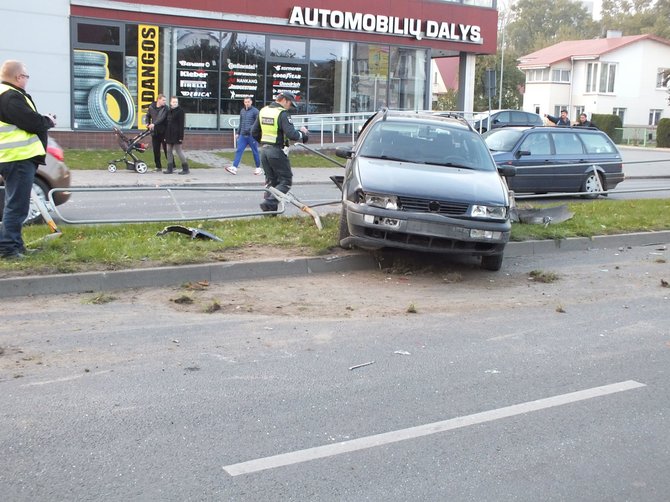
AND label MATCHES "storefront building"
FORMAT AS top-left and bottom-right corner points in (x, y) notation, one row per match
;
(1, 0), (498, 147)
